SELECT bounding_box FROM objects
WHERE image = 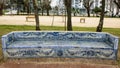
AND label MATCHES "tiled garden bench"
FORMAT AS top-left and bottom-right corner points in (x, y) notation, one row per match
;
(1, 31), (119, 60)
